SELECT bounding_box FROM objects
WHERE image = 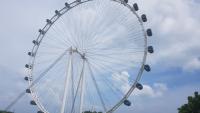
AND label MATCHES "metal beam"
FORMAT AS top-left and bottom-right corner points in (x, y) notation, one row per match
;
(60, 49), (73, 113)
